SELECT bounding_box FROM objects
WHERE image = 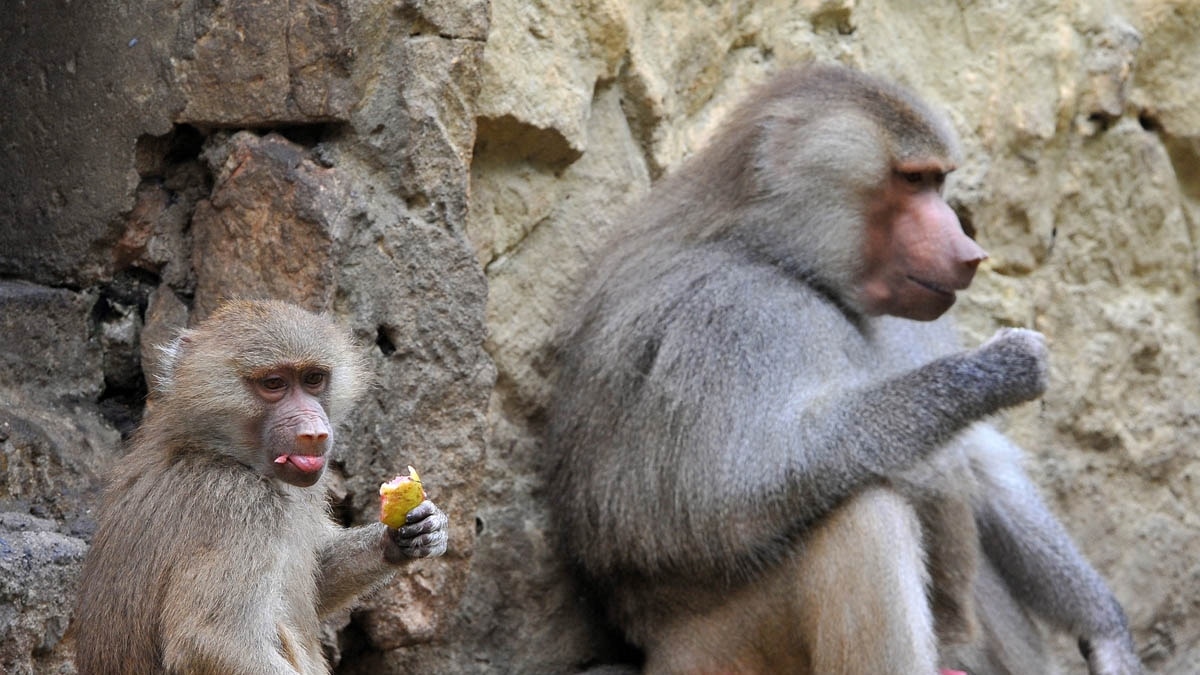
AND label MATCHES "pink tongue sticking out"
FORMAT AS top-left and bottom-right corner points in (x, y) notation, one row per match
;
(275, 454), (325, 473)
